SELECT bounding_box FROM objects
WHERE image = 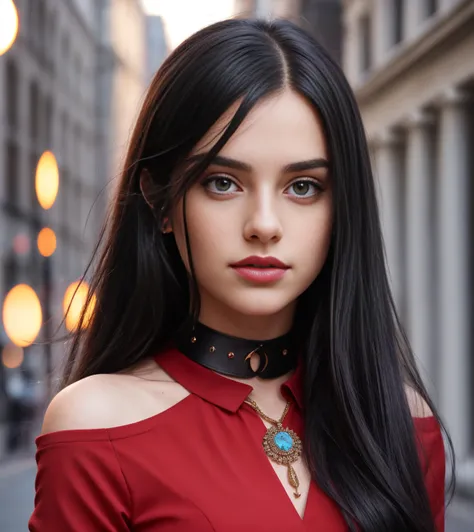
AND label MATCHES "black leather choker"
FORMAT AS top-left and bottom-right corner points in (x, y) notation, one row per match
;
(175, 322), (298, 379)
